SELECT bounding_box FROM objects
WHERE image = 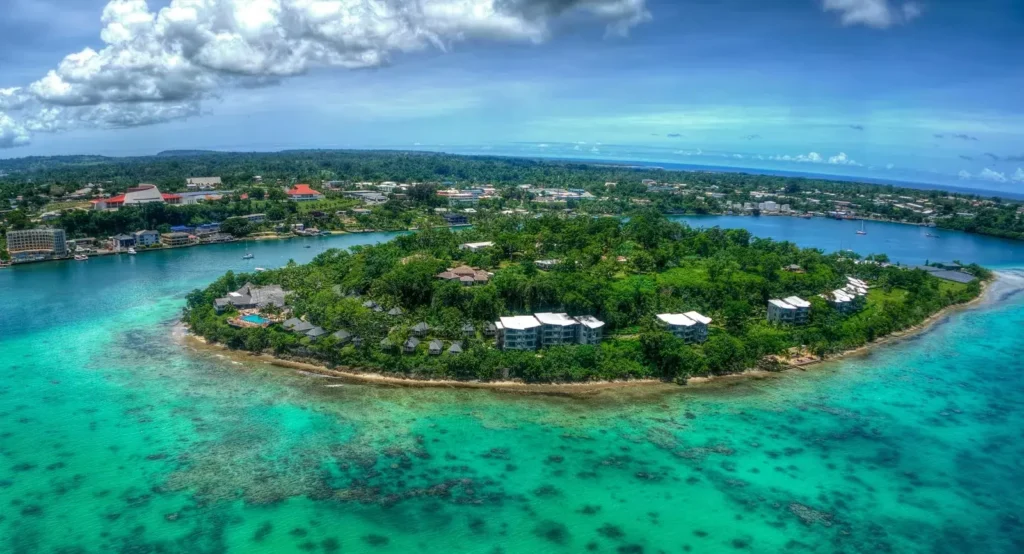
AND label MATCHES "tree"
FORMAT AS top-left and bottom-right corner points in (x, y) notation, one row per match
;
(220, 217), (252, 237)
